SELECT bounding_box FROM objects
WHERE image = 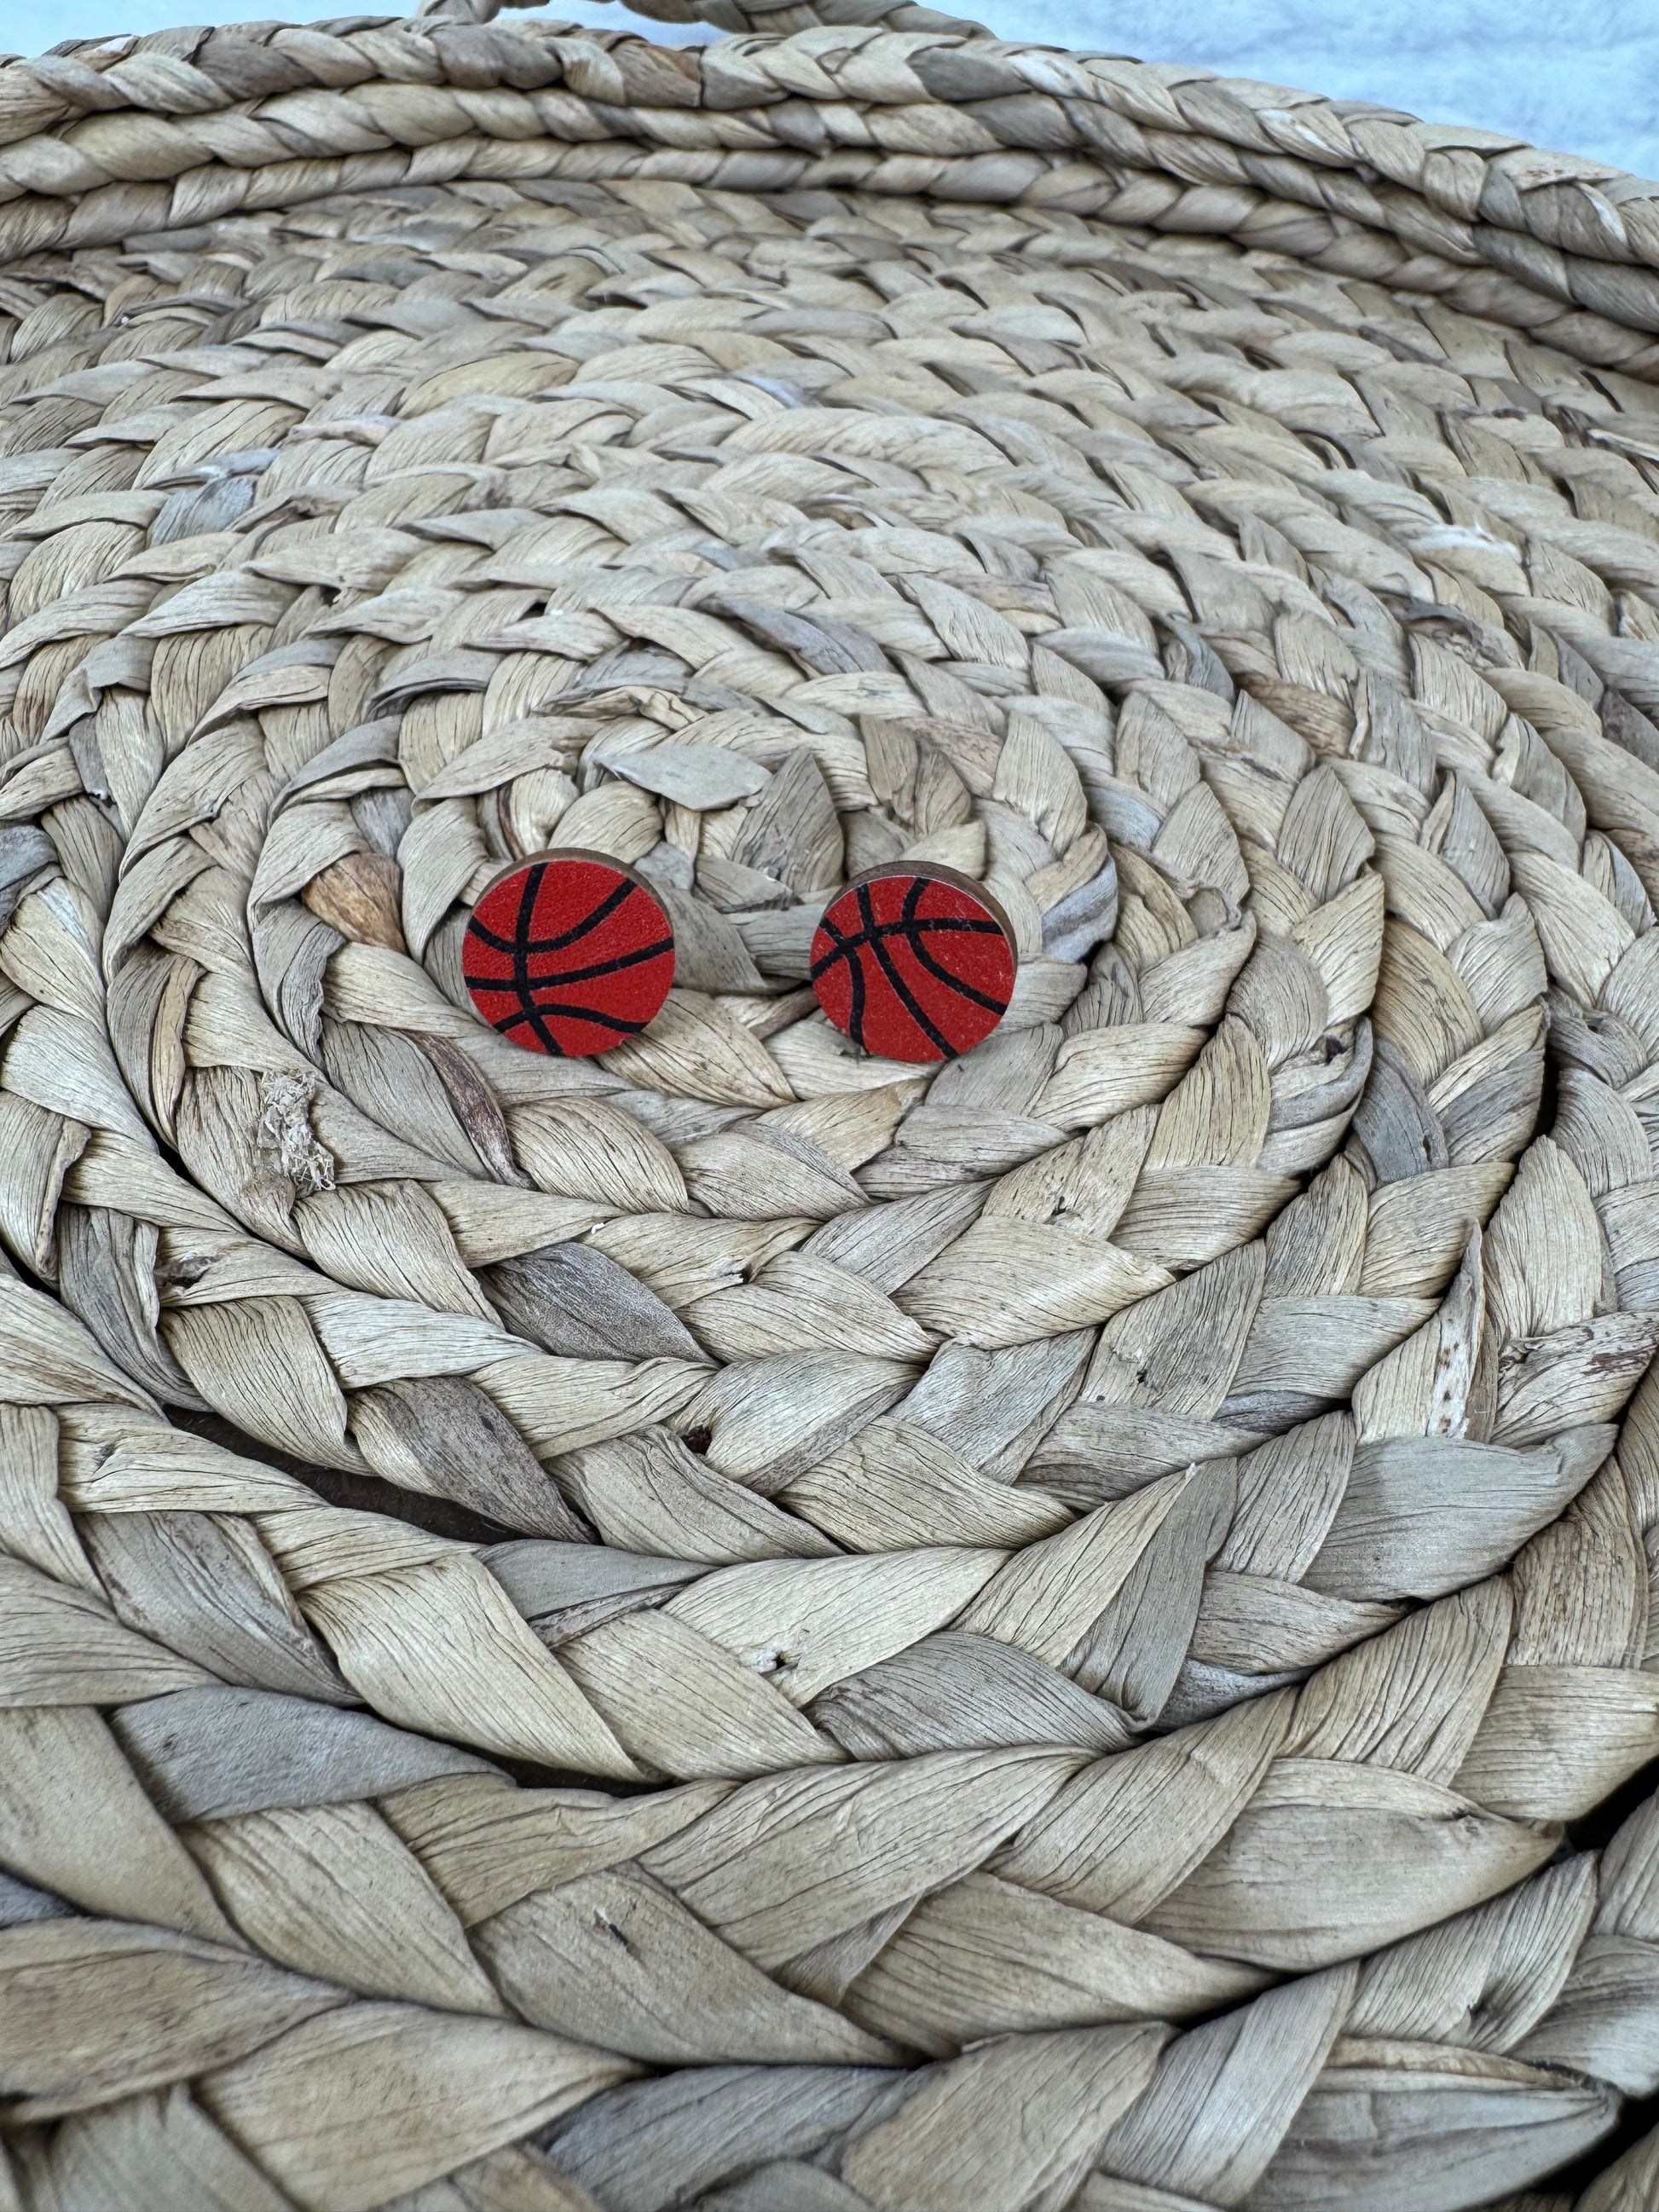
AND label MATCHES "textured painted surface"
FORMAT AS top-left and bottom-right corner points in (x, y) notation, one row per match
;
(812, 870), (1016, 1063)
(465, 856), (676, 1057)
